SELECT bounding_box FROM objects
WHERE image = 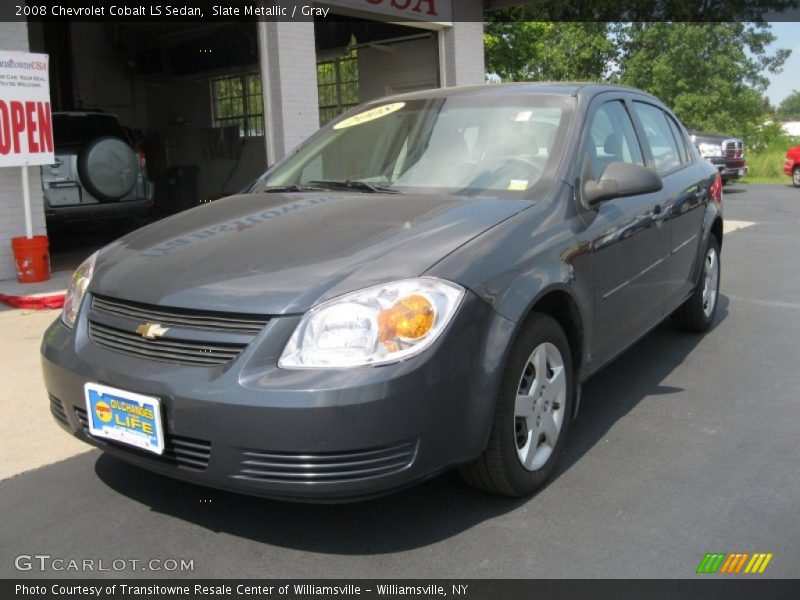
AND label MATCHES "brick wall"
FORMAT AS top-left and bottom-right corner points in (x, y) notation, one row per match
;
(0, 21), (47, 281)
